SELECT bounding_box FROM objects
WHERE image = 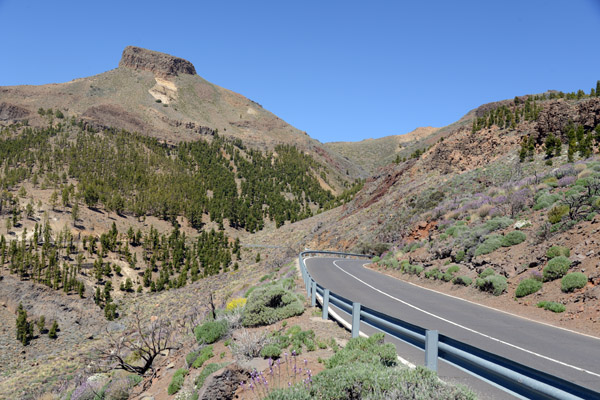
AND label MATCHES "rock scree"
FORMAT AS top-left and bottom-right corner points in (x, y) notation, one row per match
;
(118, 46), (197, 77)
